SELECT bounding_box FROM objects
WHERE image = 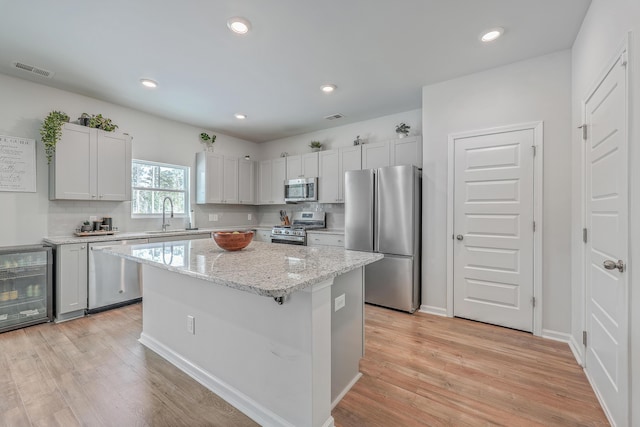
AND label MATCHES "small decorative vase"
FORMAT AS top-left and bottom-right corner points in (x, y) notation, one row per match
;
(398, 133), (407, 139)
(312, 147), (321, 152)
